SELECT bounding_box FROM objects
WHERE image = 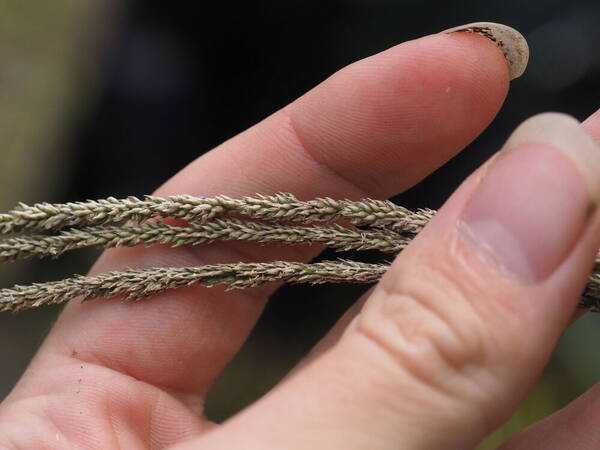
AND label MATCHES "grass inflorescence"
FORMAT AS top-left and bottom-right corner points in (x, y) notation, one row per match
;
(0, 193), (599, 312)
